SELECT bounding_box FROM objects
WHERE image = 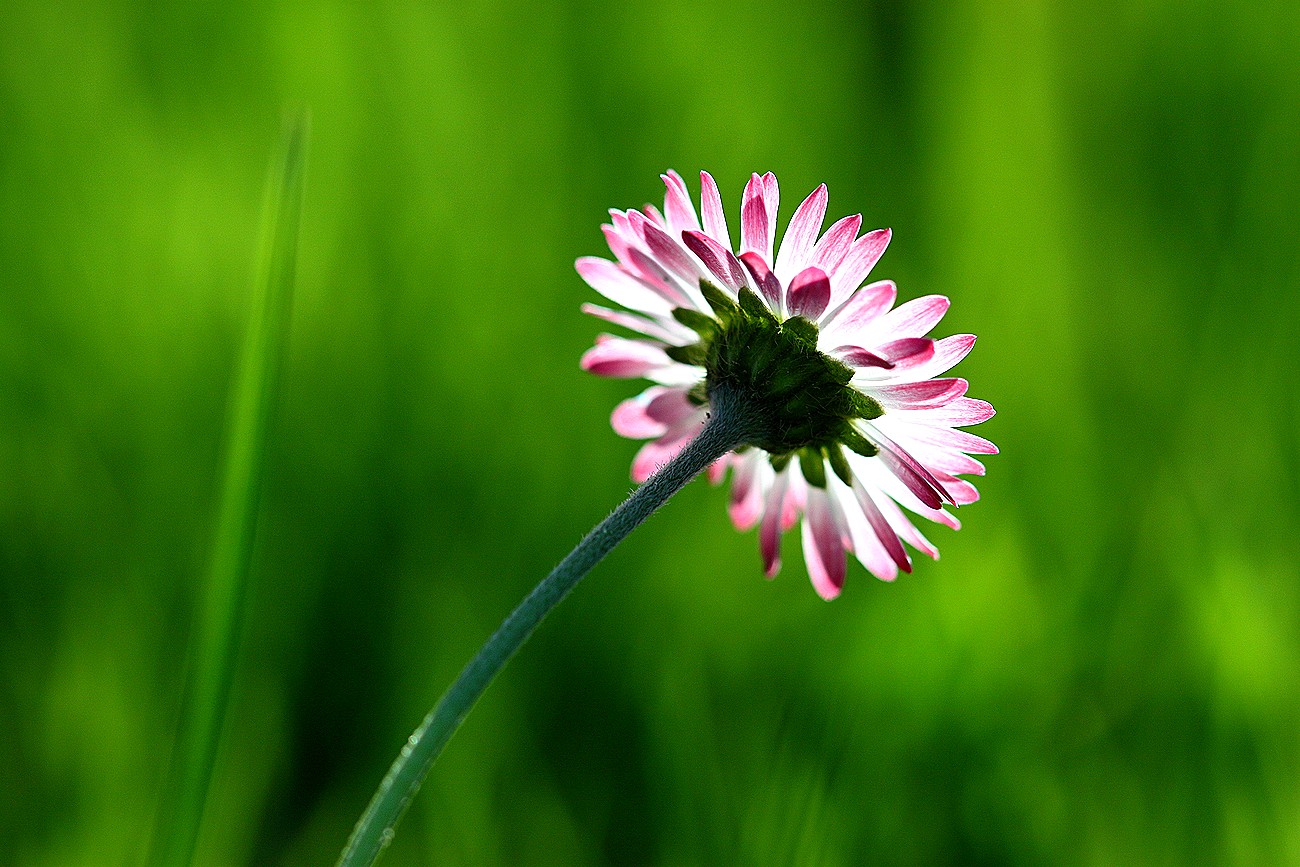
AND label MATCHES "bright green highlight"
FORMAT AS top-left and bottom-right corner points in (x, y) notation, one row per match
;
(146, 113), (308, 867)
